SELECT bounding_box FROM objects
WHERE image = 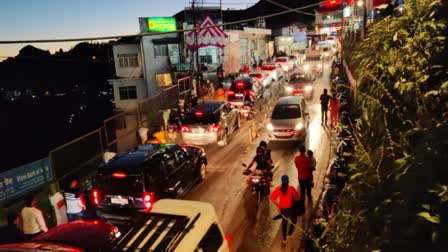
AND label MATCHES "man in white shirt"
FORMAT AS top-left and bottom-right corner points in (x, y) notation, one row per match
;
(21, 195), (48, 239)
(64, 178), (86, 221)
